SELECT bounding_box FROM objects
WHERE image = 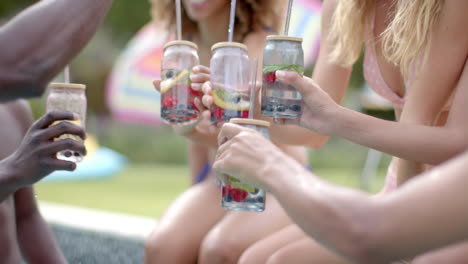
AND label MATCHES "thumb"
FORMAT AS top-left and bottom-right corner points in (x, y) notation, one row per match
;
(218, 123), (245, 146)
(275, 71), (311, 96)
(153, 79), (161, 92)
